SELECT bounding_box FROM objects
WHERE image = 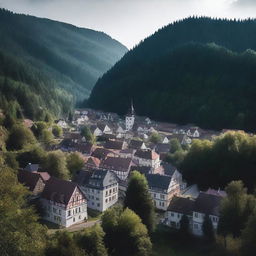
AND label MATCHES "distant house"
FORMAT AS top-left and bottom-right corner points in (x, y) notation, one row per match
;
(92, 148), (118, 160)
(75, 143), (95, 155)
(129, 139), (147, 150)
(97, 123), (112, 135)
(146, 173), (181, 211)
(166, 192), (223, 236)
(41, 177), (87, 227)
(77, 170), (118, 212)
(18, 169), (46, 196)
(105, 140), (127, 150)
(134, 149), (161, 169)
(119, 148), (136, 158)
(85, 157), (101, 170)
(90, 125), (103, 137)
(154, 143), (171, 159)
(187, 127), (200, 138)
(56, 119), (68, 129)
(100, 157), (135, 180)
(24, 163), (40, 172)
